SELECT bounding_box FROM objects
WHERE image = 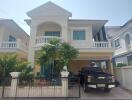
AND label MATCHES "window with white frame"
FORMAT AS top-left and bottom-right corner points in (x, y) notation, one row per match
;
(73, 30), (85, 40)
(9, 35), (16, 42)
(114, 39), (120, 47)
